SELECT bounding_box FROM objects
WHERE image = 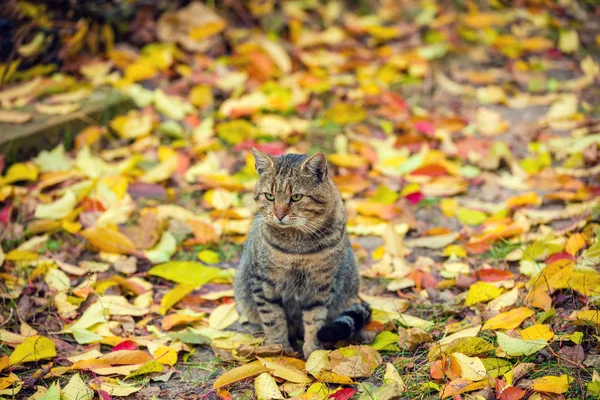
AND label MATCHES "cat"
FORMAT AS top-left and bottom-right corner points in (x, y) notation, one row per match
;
(234, 148), (371, 358)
